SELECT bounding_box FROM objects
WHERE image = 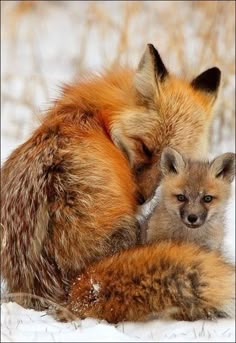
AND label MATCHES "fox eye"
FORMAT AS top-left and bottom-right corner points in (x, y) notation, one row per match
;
(176, 194), (186, 202)
(203, 195), (213, 203)
(141, 142), (153, 158)
(135, 163), (146, 175)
